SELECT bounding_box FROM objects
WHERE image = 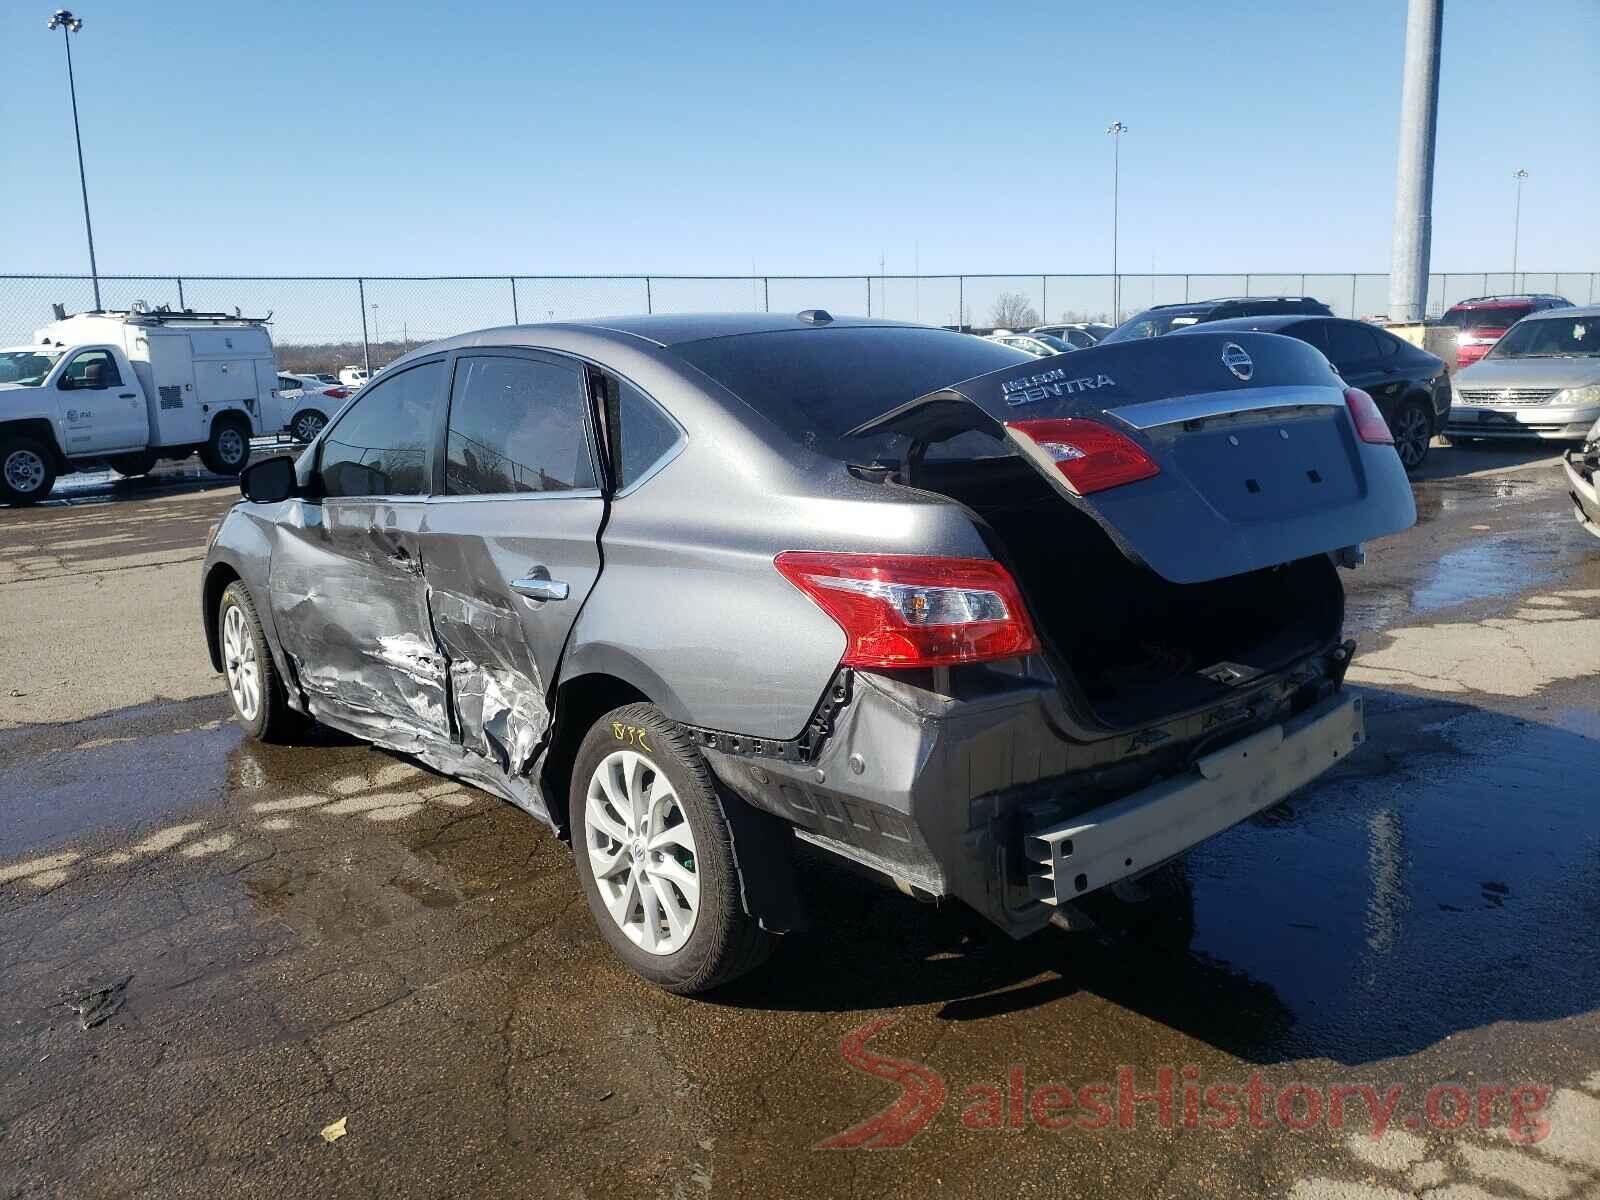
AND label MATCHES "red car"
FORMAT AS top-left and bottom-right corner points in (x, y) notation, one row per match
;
(1440, 294), (1572, 368)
